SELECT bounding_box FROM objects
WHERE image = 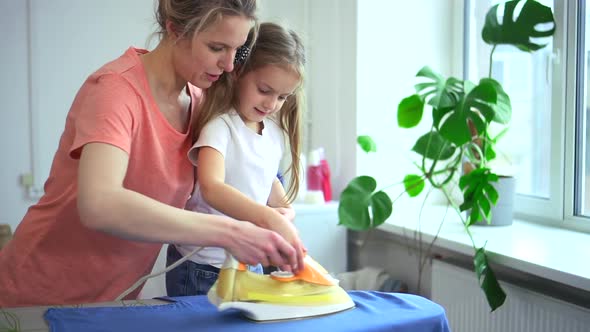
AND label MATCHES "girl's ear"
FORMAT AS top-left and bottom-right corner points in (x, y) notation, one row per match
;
(165, 20), (180, 40)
